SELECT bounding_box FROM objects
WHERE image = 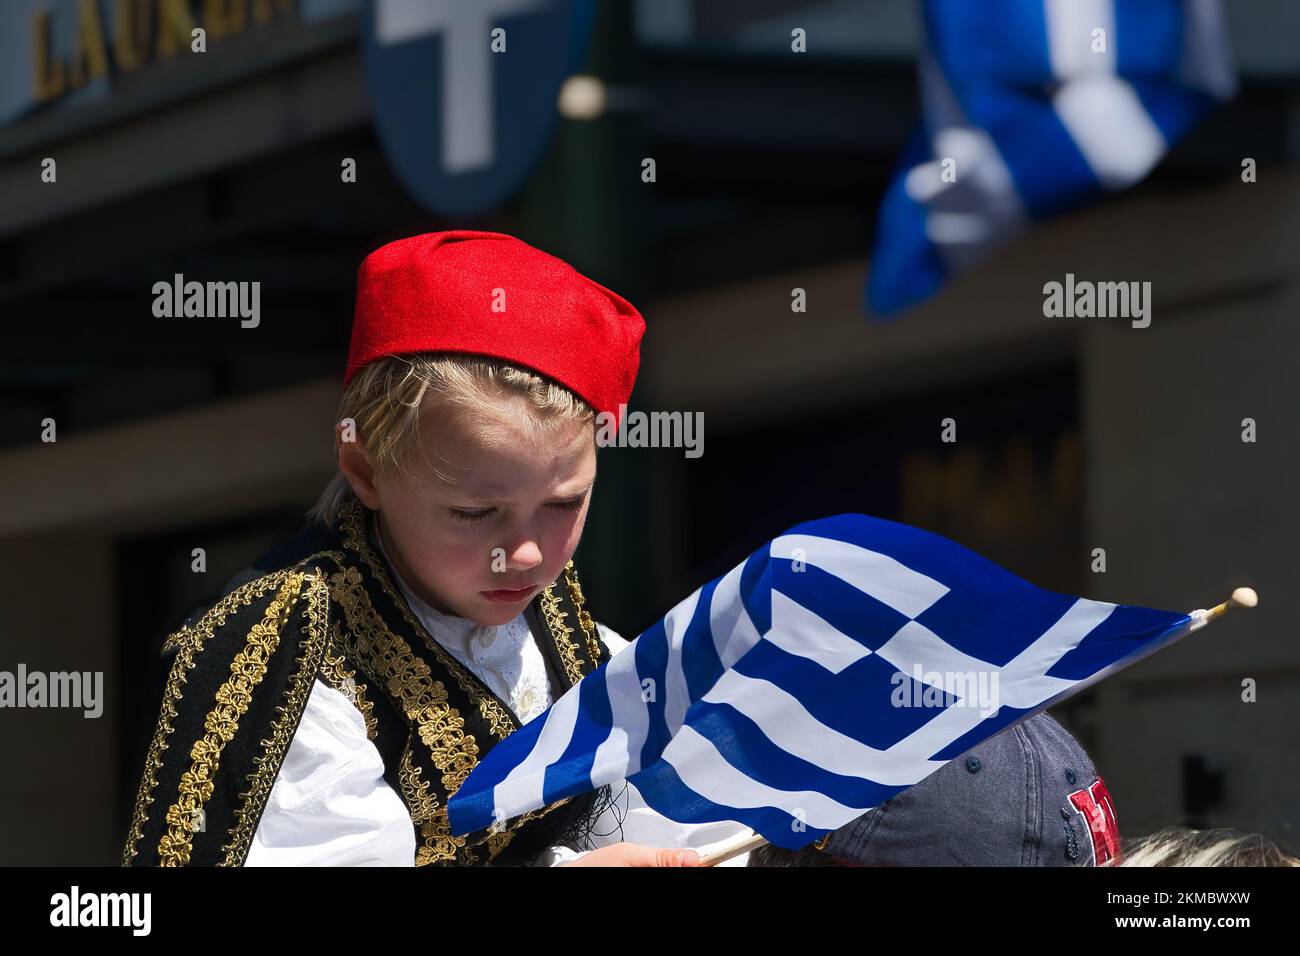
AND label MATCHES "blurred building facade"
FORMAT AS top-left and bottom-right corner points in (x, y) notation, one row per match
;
(0, 0), (1296, 863)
